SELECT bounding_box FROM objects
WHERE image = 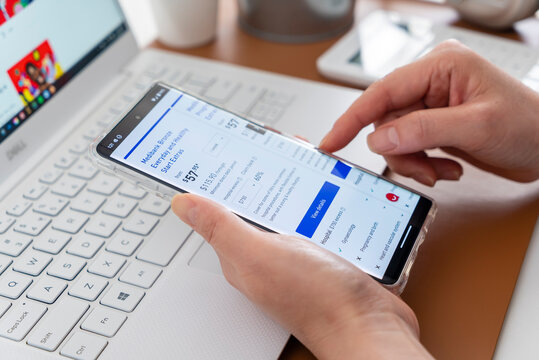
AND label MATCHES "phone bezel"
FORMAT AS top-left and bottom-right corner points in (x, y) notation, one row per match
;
(96, 82), (434, 285)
